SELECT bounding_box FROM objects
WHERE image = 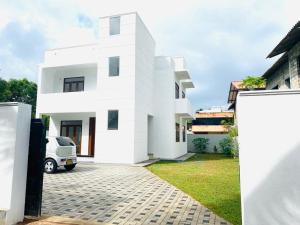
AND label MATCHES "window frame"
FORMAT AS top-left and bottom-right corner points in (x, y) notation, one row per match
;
(109, 16), (120, 36)
(182, 91), (185, 98)
(107, 110), (119, 130)
(182, 125), (186, 142)
(63, 76), (85, 92)
(109, 56), (120, 77)
(175, 83), (180, 99)
(176, 123), (180, 142)
(285, 77), (291, 89)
